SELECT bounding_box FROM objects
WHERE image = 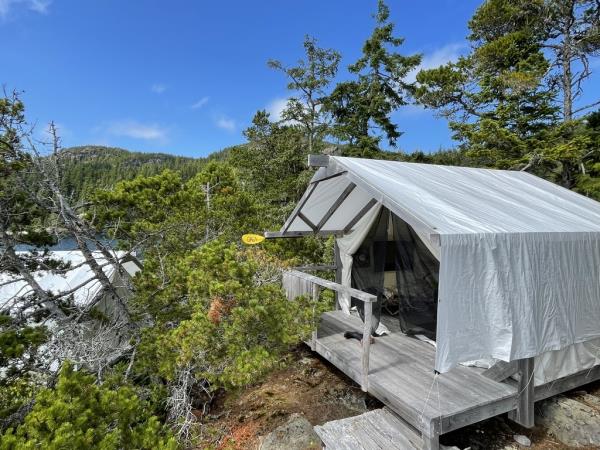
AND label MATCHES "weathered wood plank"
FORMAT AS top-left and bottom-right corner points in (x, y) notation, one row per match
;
(334, 241), (342, 310)
(314, 310), (519, 438)
(317, 182), (356, 230)
(315, 408), (422, 450)
(362, 300), (372, 392)
(308, 154), (330, 167)
(508, 357), (535, 428)
(344, 198), (378, 233)
(310, 283), (321, 351)
(264, 230), (343, 238)
(298, 211), (318, 231)
(482, 360), (519, 382)
(286, 270), (377, 303)
(292, 264), (337, 272)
